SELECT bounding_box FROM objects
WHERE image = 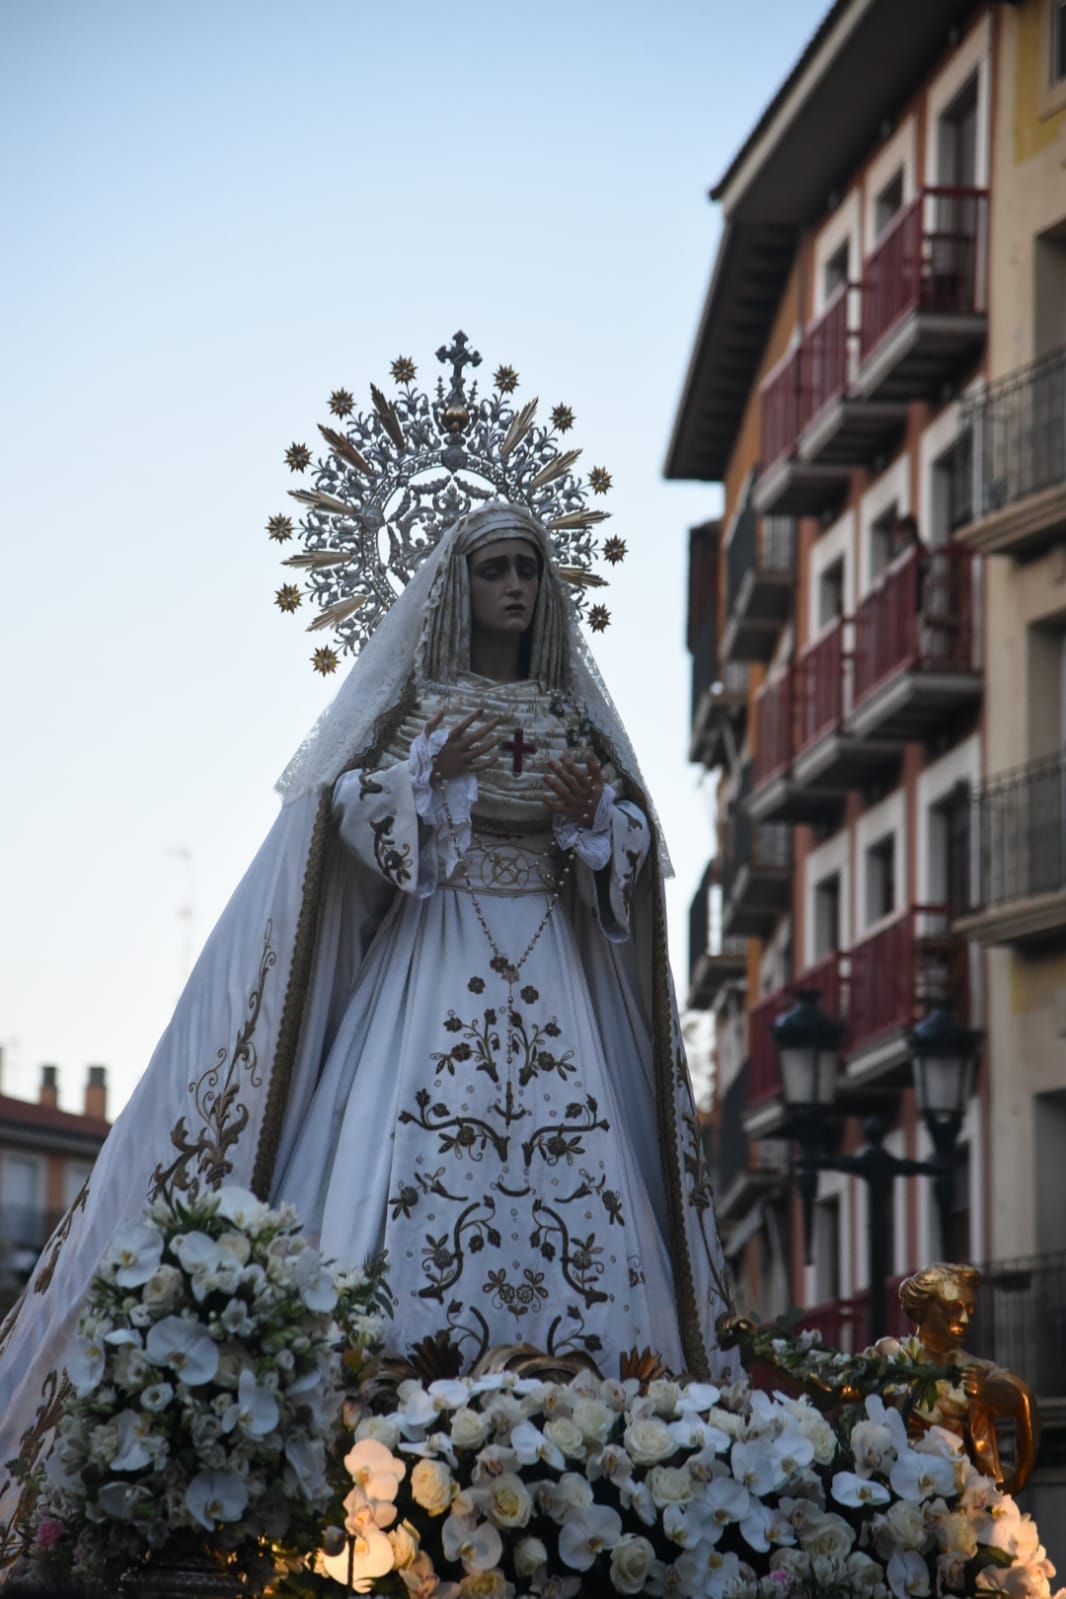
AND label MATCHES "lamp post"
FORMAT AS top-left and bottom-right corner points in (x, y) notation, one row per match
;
(772, 990), (978, 1344)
